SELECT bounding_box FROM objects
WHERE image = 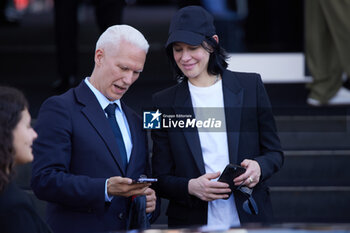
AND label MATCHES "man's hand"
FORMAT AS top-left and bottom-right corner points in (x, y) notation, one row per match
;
(188, 172), (231, 202)
(233, 159), (261, 188)
(107, 176), (150, 197)
(144, 188), (156, 213)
